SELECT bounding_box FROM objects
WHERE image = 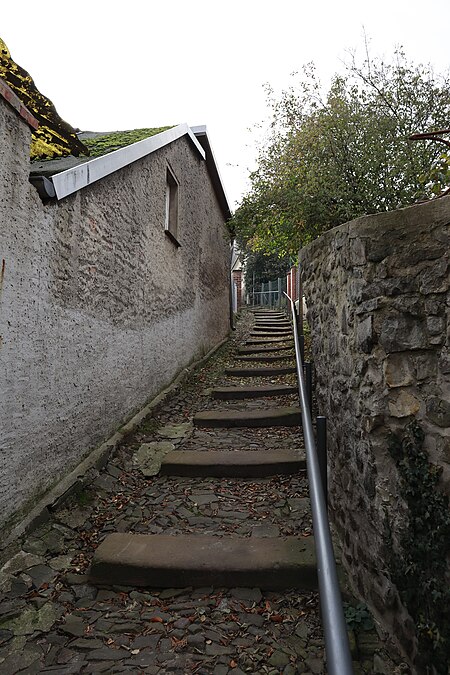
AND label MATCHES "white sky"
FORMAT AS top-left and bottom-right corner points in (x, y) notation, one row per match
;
(2, 0), (449, 208)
